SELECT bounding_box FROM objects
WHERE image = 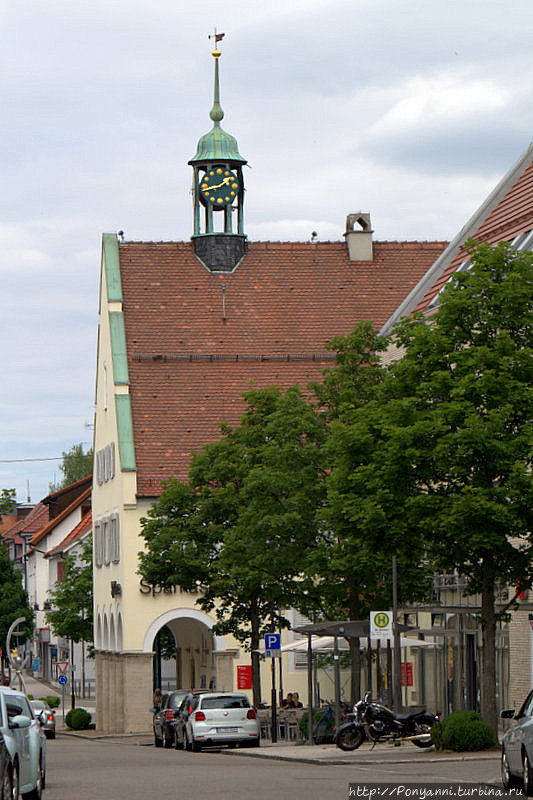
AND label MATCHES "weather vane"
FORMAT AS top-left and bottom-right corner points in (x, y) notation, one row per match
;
(209, 28), (225, 57)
